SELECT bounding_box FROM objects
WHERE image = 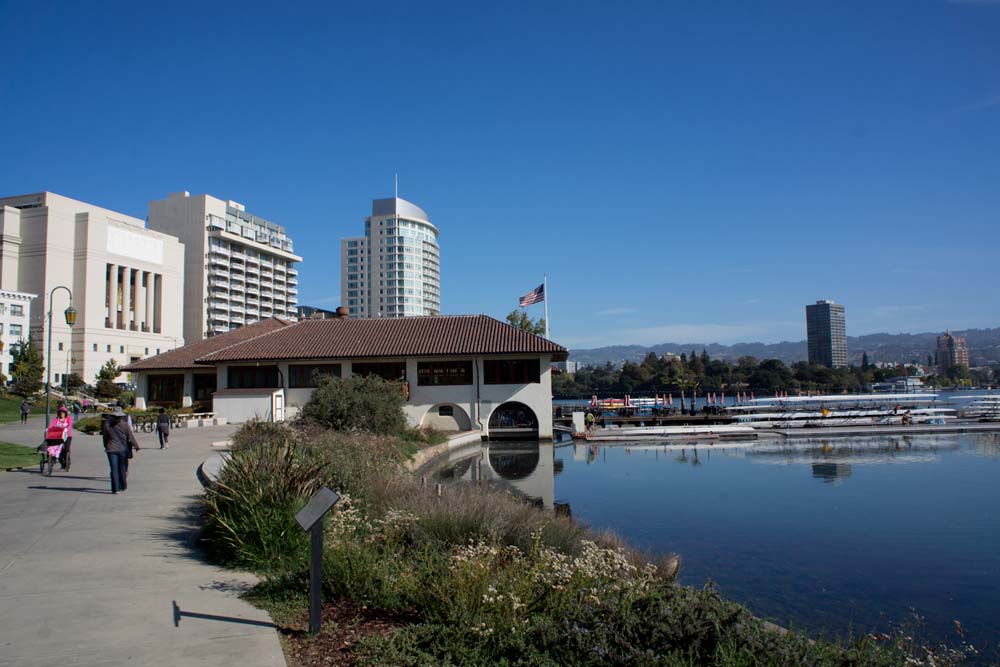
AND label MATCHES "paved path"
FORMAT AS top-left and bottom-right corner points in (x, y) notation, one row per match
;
(0, 418), (286, 667)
